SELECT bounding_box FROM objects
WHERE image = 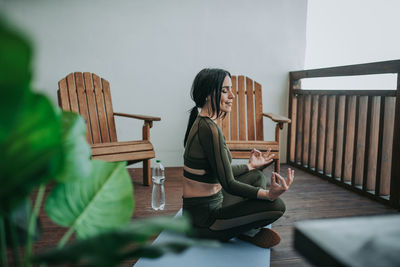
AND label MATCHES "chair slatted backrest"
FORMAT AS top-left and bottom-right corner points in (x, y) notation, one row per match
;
(58, 72), (117, 144)
(218, 75), (264, 141)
